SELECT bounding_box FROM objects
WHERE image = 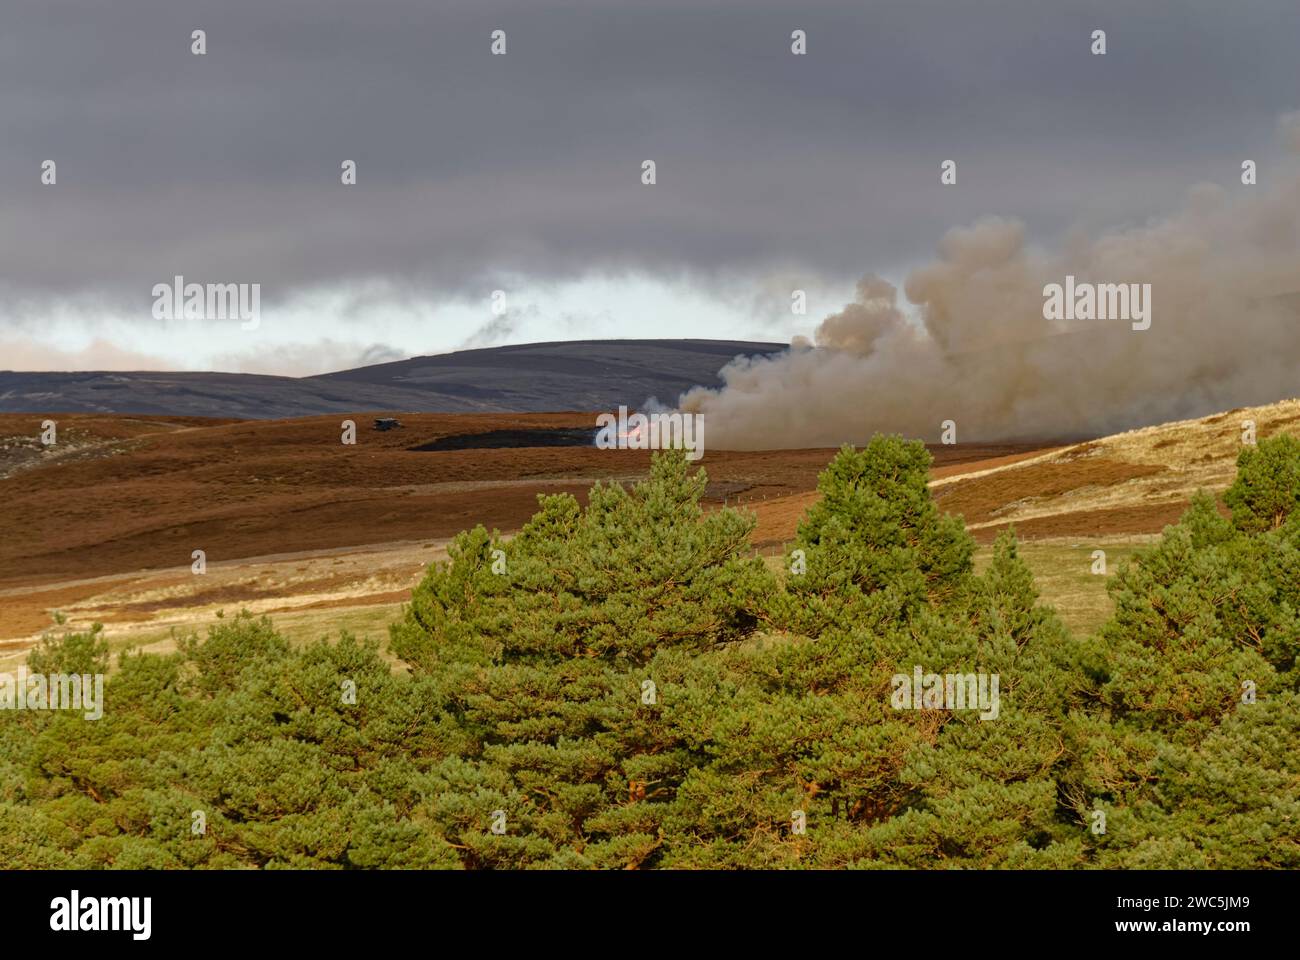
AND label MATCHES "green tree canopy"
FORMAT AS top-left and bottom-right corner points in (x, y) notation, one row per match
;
(1224, 433), (1300, 533)
(391, 451), (776, 868)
